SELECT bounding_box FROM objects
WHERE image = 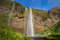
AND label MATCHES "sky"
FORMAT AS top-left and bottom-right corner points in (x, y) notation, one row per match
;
(12, 0), (60, 11)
